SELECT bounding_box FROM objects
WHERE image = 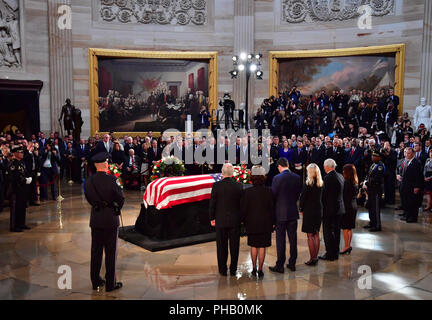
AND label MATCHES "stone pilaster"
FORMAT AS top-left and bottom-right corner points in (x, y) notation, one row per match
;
(47, 0), (74, 133)
(420, 0), (432, 104)
(233, 0), (255, 127)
